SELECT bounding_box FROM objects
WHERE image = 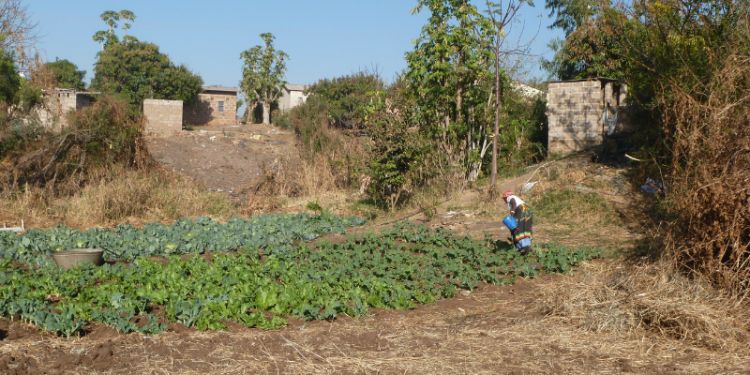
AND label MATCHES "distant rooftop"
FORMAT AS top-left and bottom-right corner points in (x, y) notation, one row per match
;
(43, 88), (101, 95)
(203, 85), (238, 93)
(511, 82), (544, 98)
(285, 84), (308, 92)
